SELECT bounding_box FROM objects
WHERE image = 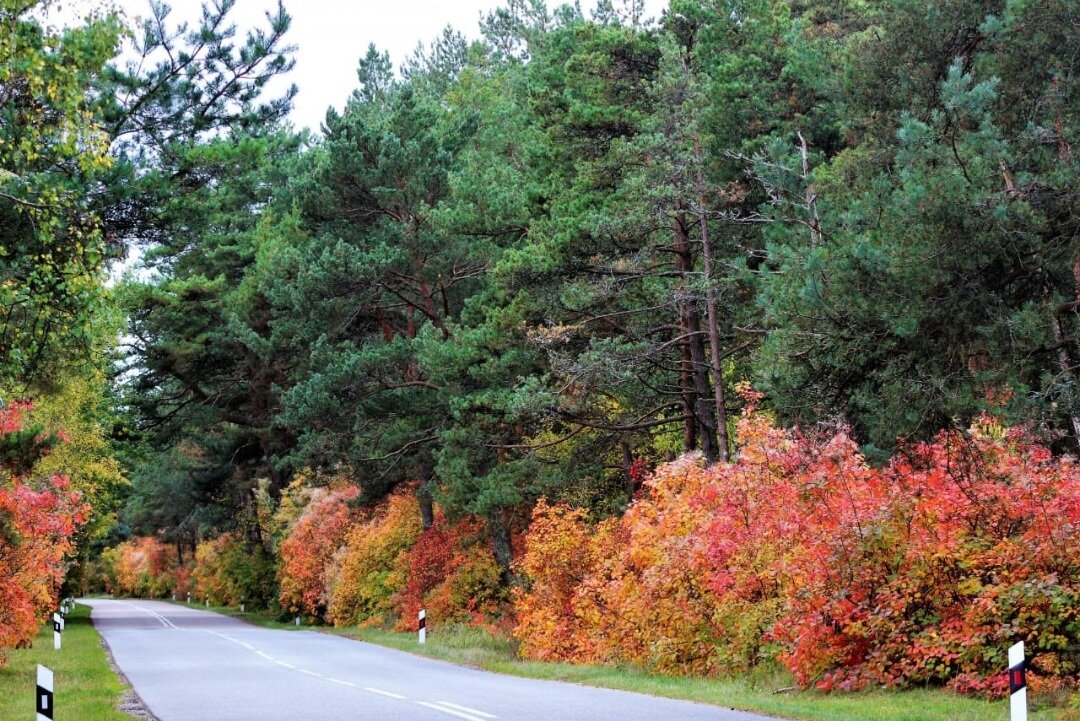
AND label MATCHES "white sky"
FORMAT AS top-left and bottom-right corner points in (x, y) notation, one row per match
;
(66, 0), (669, 134)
